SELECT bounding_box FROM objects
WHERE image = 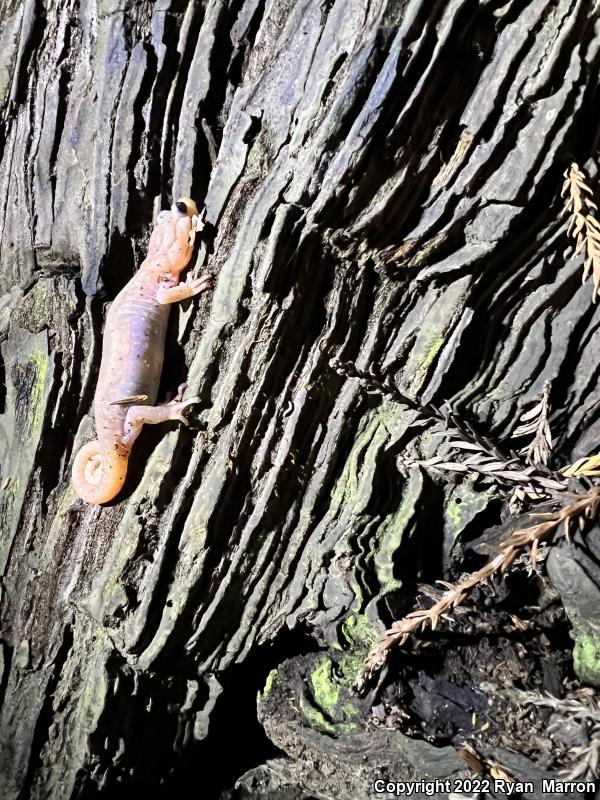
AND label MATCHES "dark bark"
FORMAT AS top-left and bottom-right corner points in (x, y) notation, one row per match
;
(1, 0), (600, 797)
